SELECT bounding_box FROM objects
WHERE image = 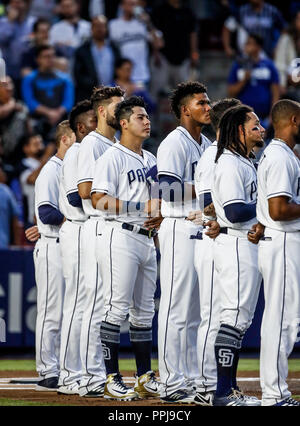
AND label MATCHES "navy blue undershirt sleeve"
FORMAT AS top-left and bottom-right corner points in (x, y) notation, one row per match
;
(38, 204), (64, 225)
(159, 175), (184, 202)
(224, 202), (256, 223)
(204, 192), (212, 208)
(67, 191), (83, 208)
